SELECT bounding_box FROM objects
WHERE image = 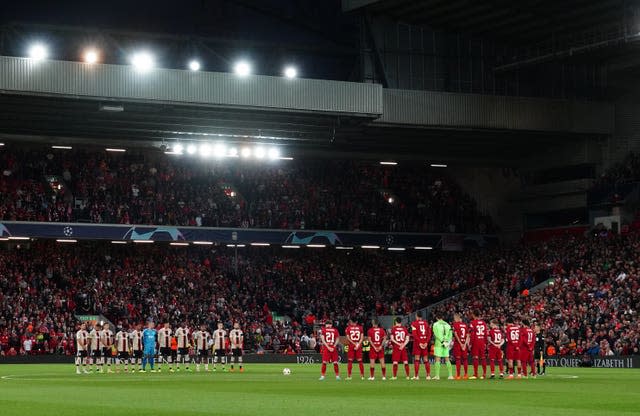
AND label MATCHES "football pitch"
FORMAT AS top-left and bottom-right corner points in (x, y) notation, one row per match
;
(1, 364), (639, 416)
